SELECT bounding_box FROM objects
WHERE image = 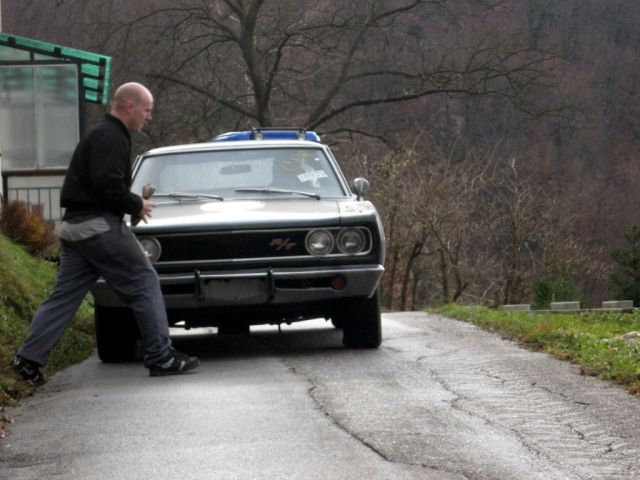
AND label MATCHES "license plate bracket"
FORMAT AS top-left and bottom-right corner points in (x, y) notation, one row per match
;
(200, 276), (270, 304)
